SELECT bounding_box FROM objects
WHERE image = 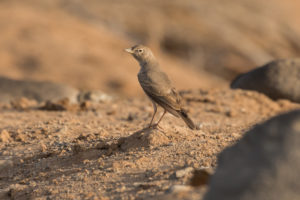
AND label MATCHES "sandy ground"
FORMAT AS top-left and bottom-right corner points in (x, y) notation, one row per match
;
(1, 0), (300, 199)
(1, 89), (299, 199)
